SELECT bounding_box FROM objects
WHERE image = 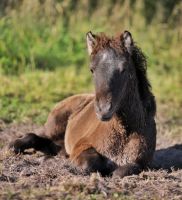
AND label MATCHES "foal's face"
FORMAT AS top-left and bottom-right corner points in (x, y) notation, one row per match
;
(86, 31), (134, 121)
